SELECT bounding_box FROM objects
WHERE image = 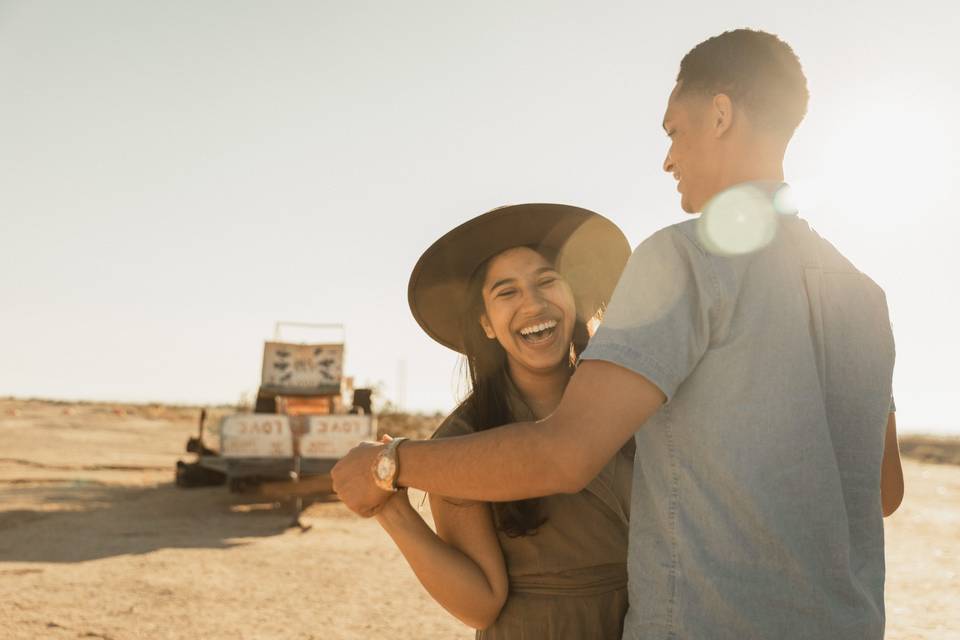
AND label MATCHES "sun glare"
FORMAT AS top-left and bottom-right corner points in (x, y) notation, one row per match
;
(798, 101), (955, 227)
(697, 184), (797, 256)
